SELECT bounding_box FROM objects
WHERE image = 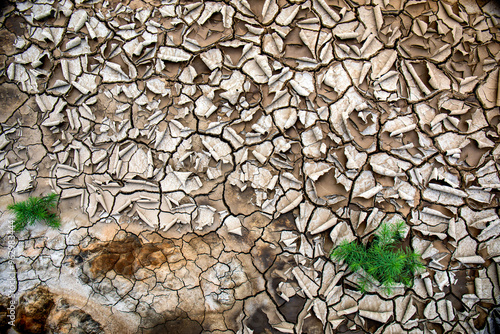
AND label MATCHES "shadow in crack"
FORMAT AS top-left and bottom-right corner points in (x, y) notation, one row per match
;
(246, 308), (280, 334)
(0, 0), (9, 12)
(278, 295), (306, 324)
(144, 317), (202, 334)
